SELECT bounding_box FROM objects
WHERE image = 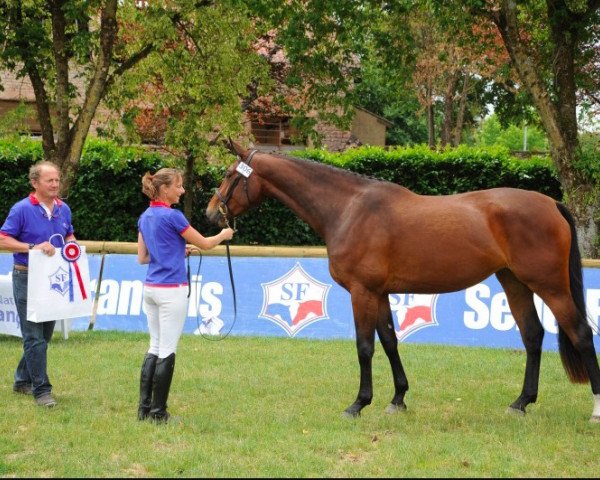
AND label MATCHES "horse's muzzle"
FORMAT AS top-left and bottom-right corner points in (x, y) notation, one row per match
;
(206, 202), (231, 228)
(205, 203), (223, 226)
